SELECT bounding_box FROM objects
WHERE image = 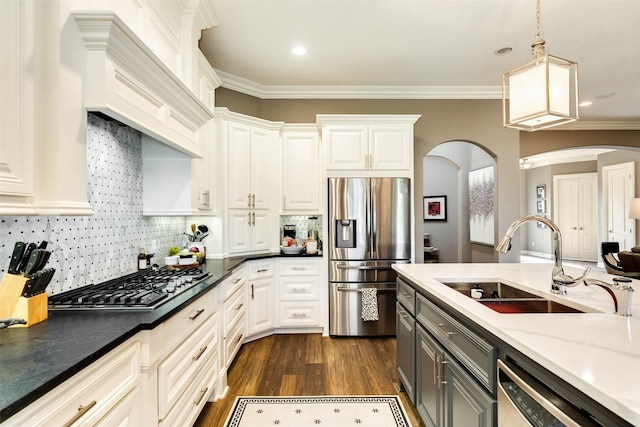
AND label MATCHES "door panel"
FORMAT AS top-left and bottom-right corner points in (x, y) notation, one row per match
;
(371, 178), (411, 260)
(604, 162), (635, 250)
(328, 178), (369, 260)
